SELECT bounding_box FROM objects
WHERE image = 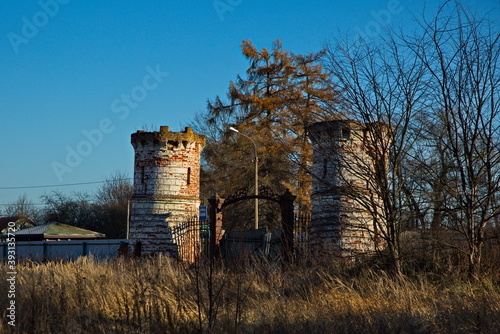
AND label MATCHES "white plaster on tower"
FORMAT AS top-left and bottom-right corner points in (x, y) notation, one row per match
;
(308, 119), (389, 257)
(129, 126), (205, 255)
